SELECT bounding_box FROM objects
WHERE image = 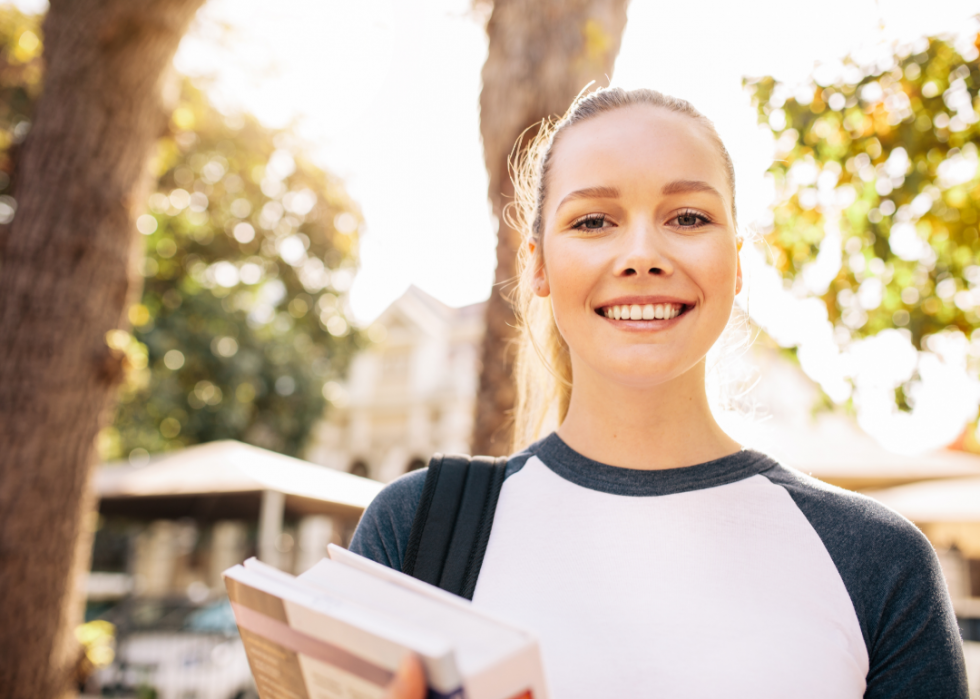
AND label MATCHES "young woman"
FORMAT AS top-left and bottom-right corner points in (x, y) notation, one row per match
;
(352, 88), (968, 698)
